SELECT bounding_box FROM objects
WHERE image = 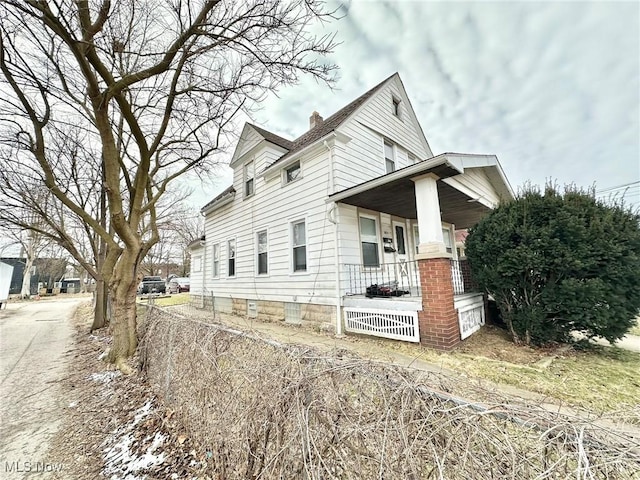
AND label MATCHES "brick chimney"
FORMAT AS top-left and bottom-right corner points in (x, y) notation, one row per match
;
(309, 111), (323, 129)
